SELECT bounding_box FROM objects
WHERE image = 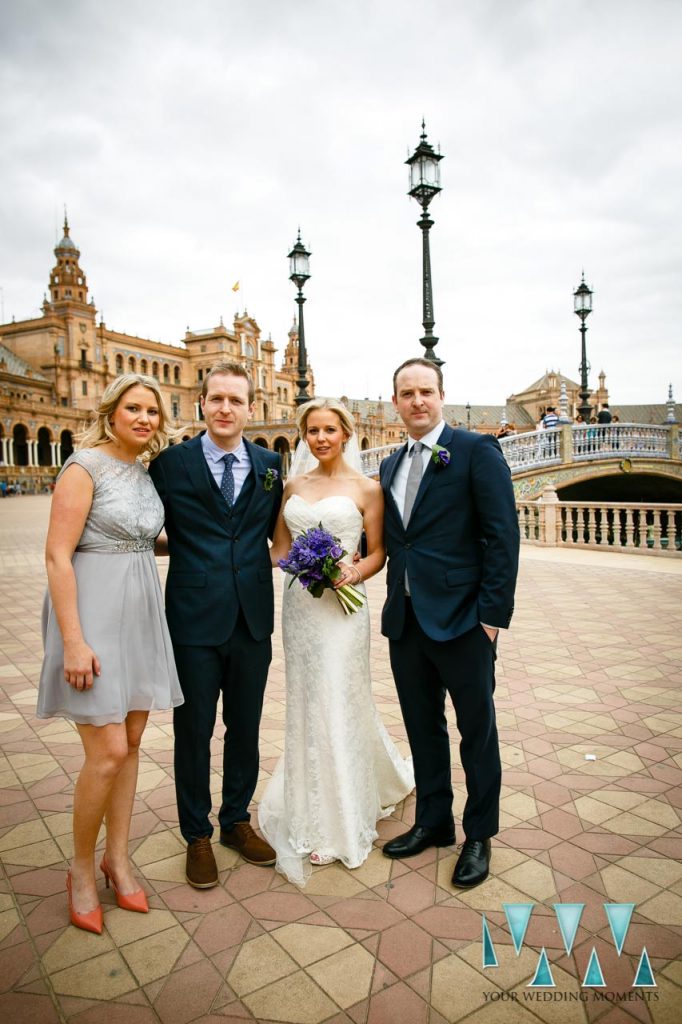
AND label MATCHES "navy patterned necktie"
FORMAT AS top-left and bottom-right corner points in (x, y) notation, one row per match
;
(402, 441), (424, 526)
(220, 452), (237, 507)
